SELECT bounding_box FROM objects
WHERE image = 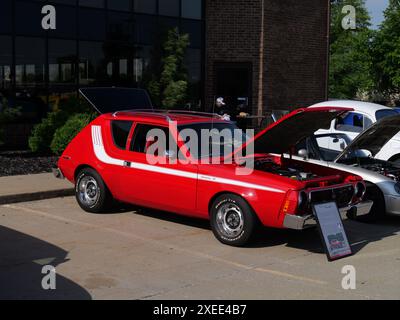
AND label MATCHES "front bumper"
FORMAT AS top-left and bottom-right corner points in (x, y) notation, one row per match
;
(283, 200), (374, 230)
